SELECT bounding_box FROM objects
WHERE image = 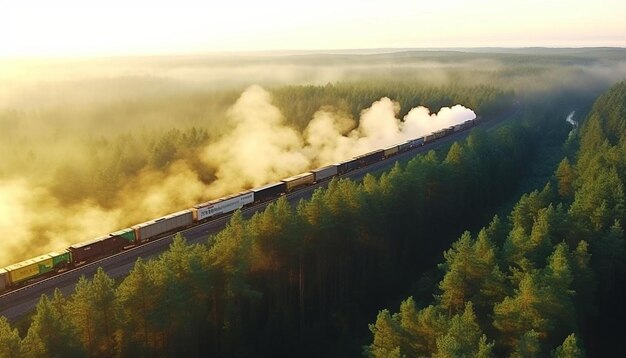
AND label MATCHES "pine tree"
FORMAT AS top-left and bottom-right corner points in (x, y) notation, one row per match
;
(434, 303), (491, 358)
(22, 294), (84, 358)
(0, 316), (21, 358)
(552, 333), (585, 358)
(510, 330), (542, 358)
(365, 310), (403, 358)
(555, 158), (575, 200)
